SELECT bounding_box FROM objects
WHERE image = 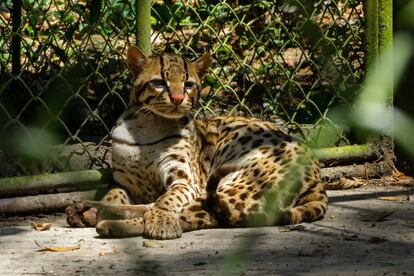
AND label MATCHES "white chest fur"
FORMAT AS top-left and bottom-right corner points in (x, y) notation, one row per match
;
(110, 108), (198, 201)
